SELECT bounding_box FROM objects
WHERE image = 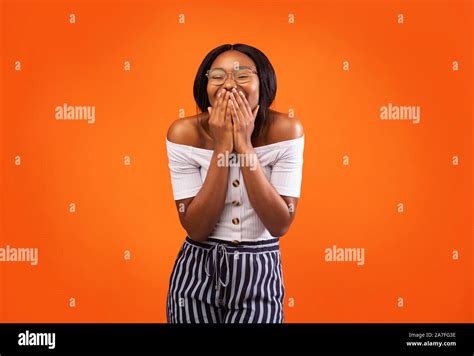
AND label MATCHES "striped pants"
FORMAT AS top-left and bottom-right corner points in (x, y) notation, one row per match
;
(166, 236), (285, 323)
